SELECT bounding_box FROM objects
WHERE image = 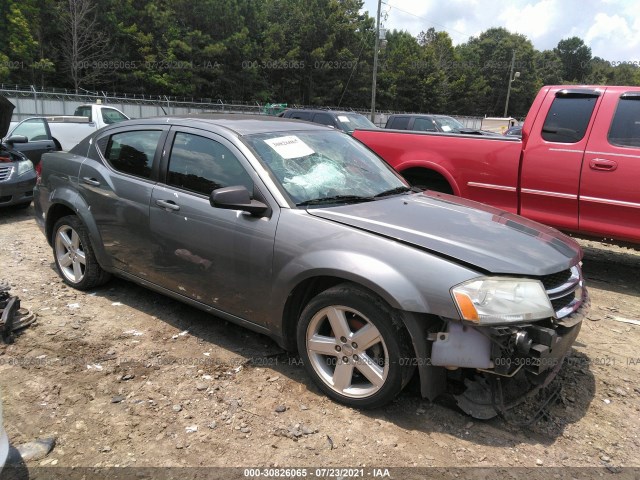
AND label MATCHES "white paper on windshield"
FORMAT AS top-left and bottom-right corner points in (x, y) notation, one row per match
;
(265, 135), (315, 159)
(338, 115), (350, 123)
(441, 125), (452, 132)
